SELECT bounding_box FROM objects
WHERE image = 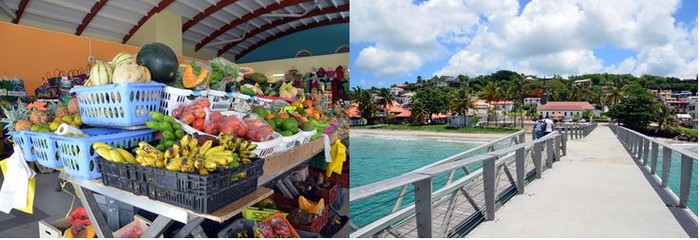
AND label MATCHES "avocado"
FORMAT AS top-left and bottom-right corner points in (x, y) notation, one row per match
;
(282, 118), (298, 132)
(301, 122), (315, 131)
(291, 128), (300, 134)
(266, 119), (277, 131)
(274, 117), (286, 127)
(253, 106), (267, 117)
(279, 131), (293, 137)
